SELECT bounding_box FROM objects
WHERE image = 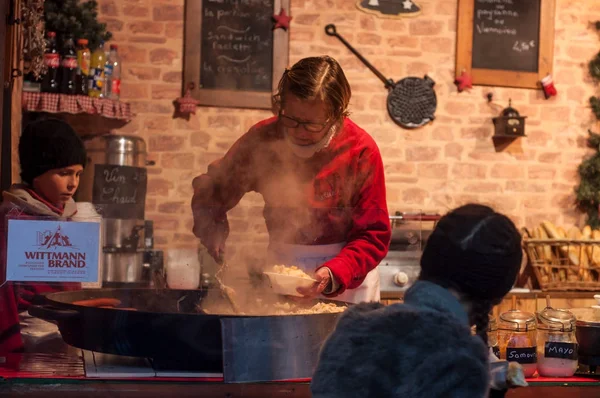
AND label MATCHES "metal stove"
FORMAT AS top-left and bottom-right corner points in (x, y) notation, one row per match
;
(378, 212), (440, 299)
